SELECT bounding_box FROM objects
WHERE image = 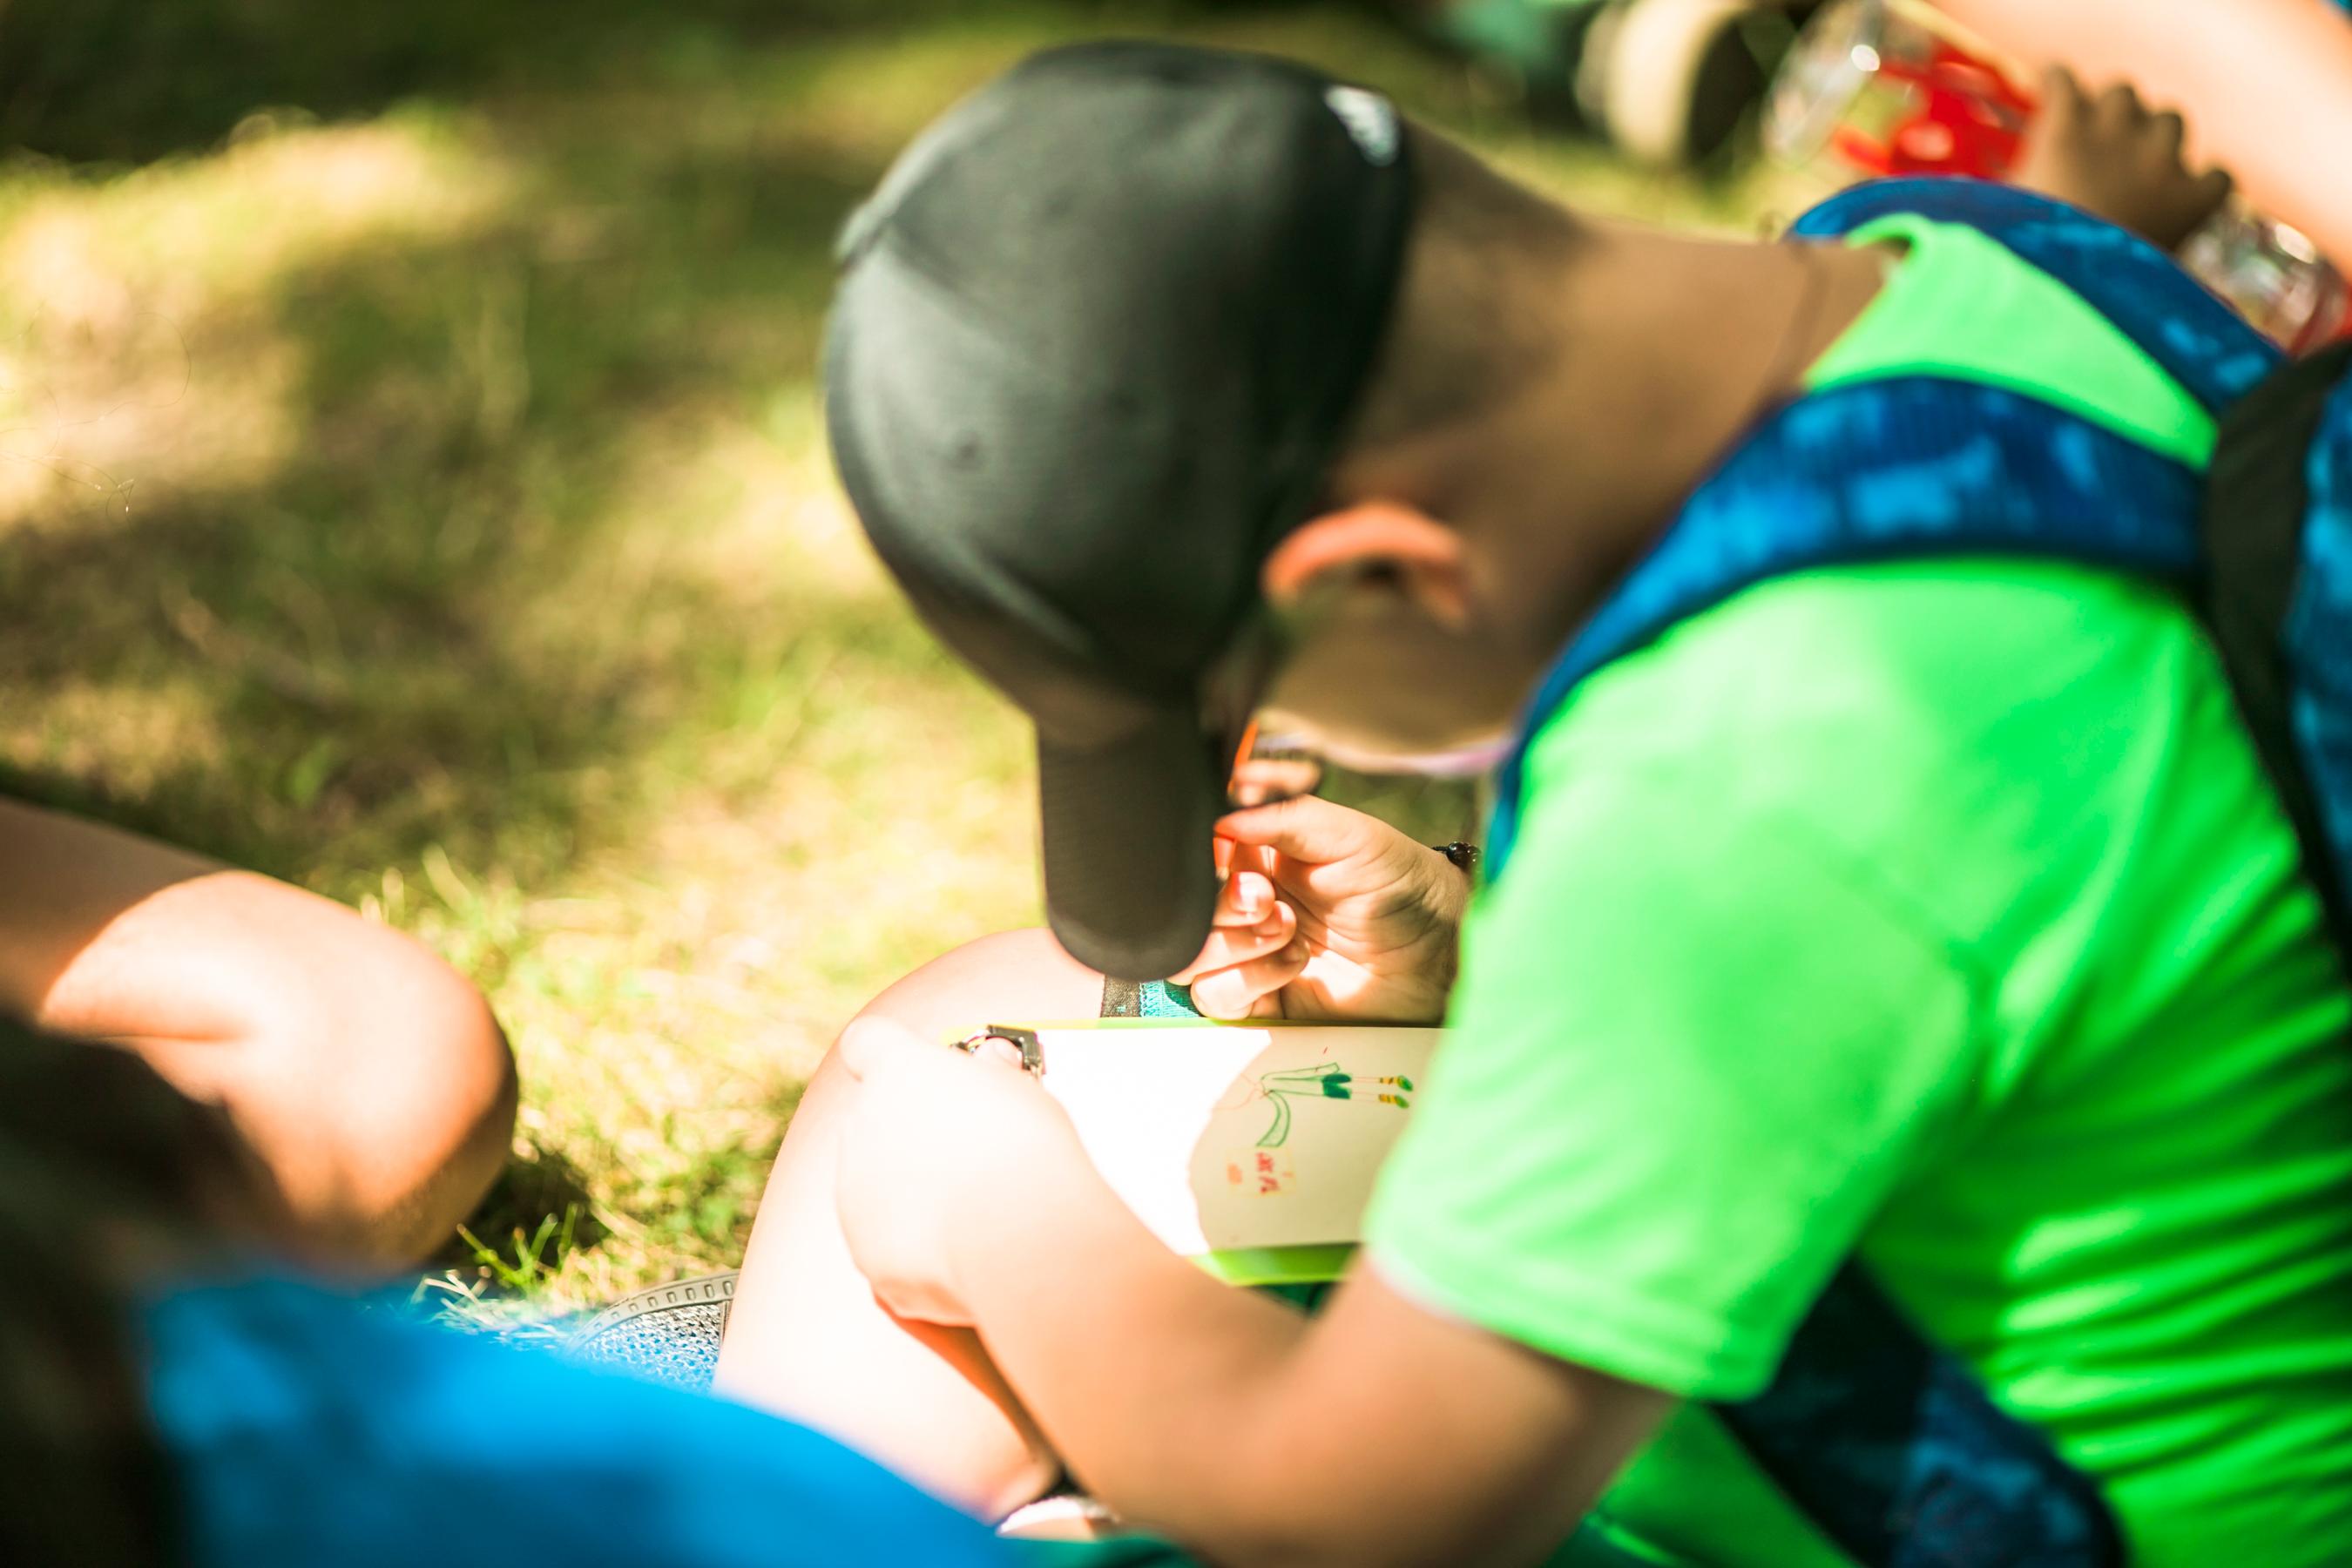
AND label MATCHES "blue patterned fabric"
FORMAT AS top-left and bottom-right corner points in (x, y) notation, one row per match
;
(2290, 370), (2352, 938)
(1788, 179), (2280, 411)
(145, 1278), (1018, 1568)
(1139, 978), (1204, 1017)
(1717, 1267), (2122, 1568)
(1477, 182), (2315, 1568)
(1489, 179), (2274, 879)
(1487, 379), (2205, 874)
